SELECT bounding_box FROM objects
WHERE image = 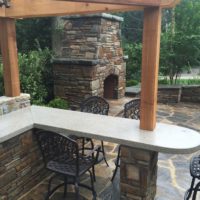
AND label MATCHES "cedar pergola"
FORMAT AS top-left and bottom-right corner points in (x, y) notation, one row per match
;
(0, 0), (180, 131)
